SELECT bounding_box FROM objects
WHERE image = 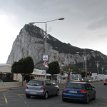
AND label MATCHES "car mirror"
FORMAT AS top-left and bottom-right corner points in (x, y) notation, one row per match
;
(92, 86), (95, 88)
